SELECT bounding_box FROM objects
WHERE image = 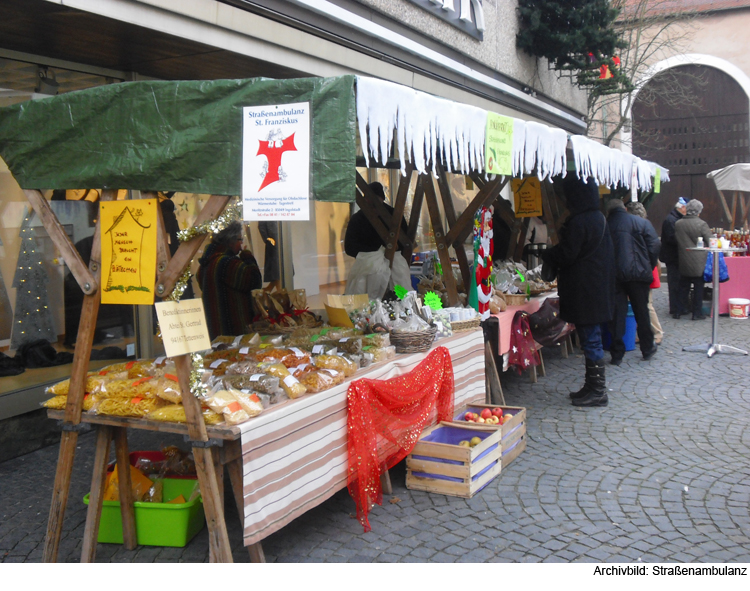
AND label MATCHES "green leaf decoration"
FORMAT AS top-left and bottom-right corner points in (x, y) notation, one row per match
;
(394, 284), (408, 300)
(435, 261), (443, 275)
(424, 291), (443, 310)
(515, 269), (526, 283)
